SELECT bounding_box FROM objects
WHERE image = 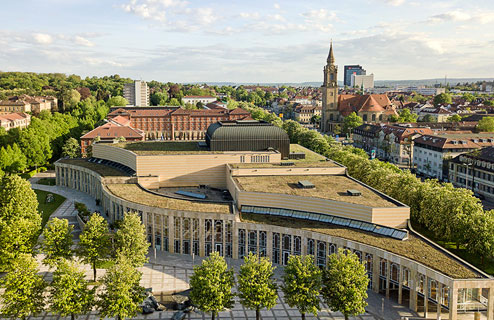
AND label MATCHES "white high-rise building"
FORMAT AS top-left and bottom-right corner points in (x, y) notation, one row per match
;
(123, 80), (149, 107)
(351, 74), (374, 89)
